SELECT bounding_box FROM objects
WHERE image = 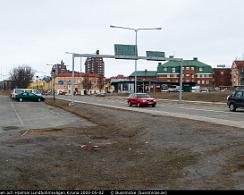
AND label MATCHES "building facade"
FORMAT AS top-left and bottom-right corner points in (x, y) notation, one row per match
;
(0, 80), (13, 90)
(51, 60), (67, 77)
(157, 57), (213, 88)
(55, 72), (101, 95)
(231, 60), (244, 86)
(213, 68), (232, 87)
(85, 50), (105, 77)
